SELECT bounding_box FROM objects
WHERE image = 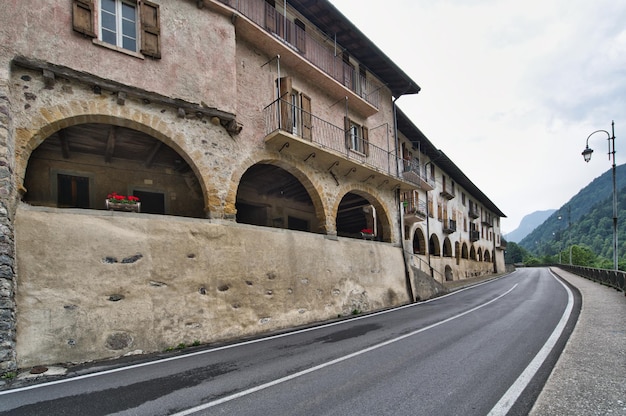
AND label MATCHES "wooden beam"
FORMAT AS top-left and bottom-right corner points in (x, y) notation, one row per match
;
(105, 126), (116, 163)
(12, 55), (238, 122)
(58, 130), (70, 159)
(145, 141), (162, 168)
